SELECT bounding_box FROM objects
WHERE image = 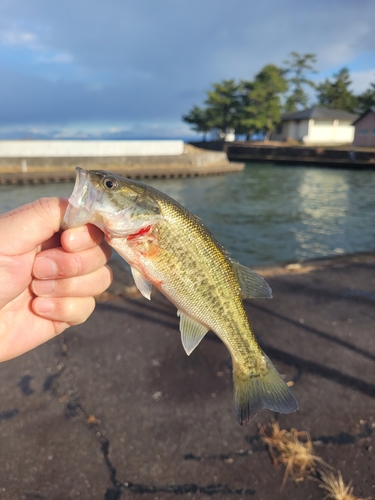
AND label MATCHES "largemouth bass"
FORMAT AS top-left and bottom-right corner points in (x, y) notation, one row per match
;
(63, 167), (298, 424)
